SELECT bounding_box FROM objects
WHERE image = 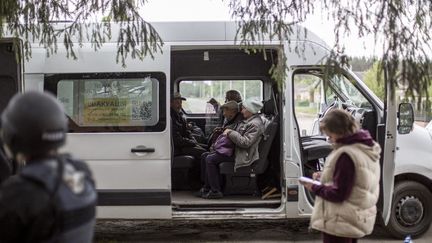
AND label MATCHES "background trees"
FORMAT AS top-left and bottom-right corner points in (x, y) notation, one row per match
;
(227, 0), (431, 102)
